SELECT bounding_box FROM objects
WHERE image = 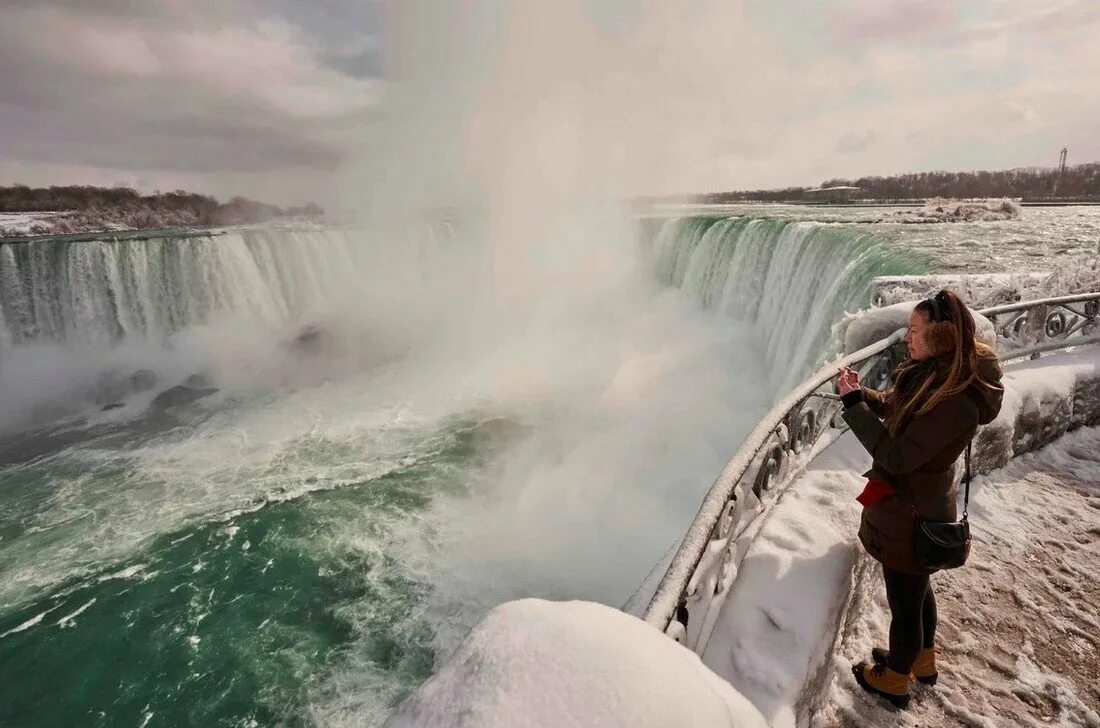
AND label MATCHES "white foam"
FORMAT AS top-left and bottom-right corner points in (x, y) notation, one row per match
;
(97, 565), (147, 582)
(56, 598), (96, 628)
(0, 608), (53, 639)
